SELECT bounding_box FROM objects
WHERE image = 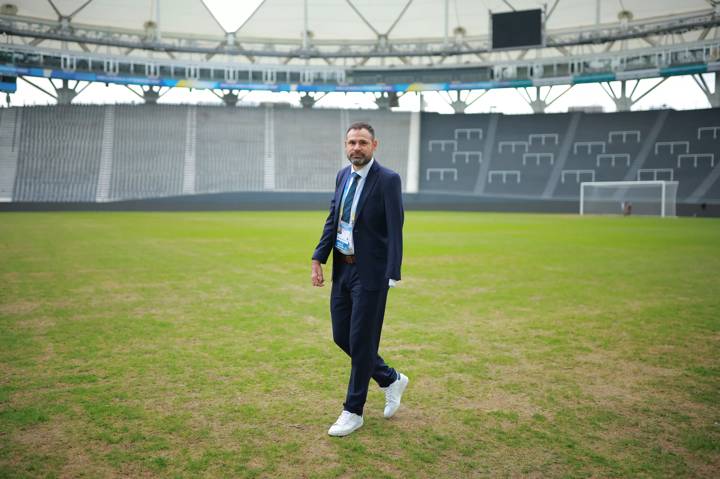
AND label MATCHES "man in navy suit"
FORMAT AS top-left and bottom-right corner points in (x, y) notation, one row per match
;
(311, 122), (409, 437)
